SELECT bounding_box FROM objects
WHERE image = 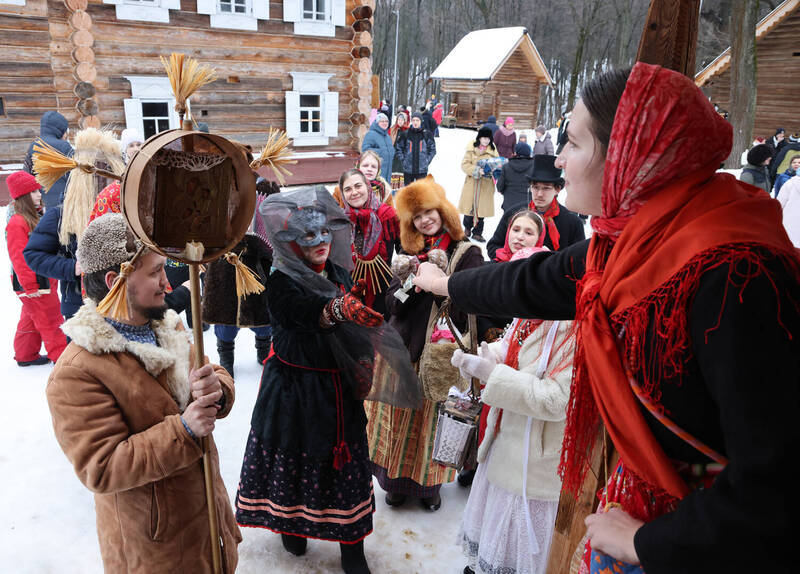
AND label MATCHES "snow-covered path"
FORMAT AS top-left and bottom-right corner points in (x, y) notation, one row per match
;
(0, 128), (517, 573)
